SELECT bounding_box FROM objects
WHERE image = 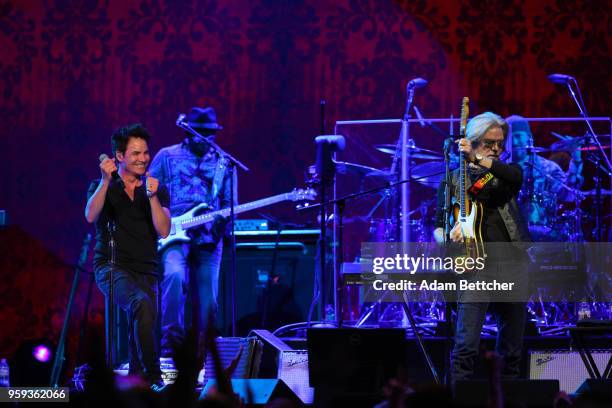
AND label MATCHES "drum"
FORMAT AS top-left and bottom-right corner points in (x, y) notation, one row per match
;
(521, 190), (563, 241)
(368, 218), (396, 242)
(368, 219), (429, 242)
